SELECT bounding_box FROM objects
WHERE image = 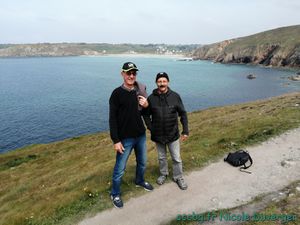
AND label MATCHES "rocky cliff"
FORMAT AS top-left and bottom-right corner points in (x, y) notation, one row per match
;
(192, 25), (300, 68)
